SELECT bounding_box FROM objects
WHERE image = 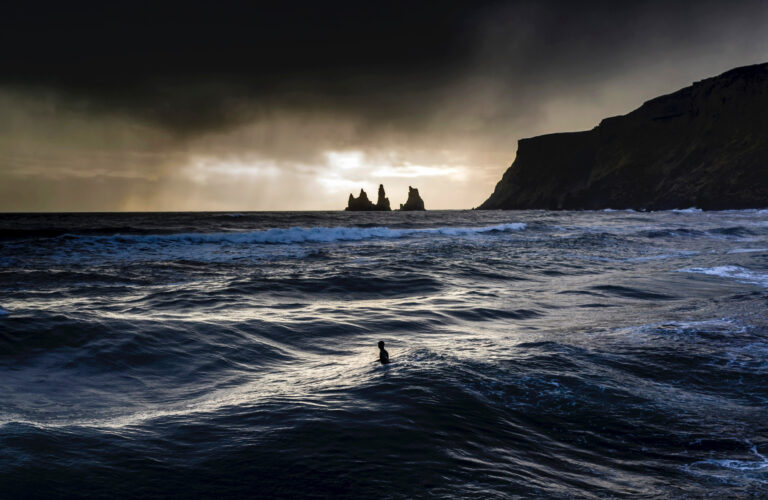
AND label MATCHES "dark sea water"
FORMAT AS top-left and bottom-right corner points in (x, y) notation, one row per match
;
(2, 209), (768, 498)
